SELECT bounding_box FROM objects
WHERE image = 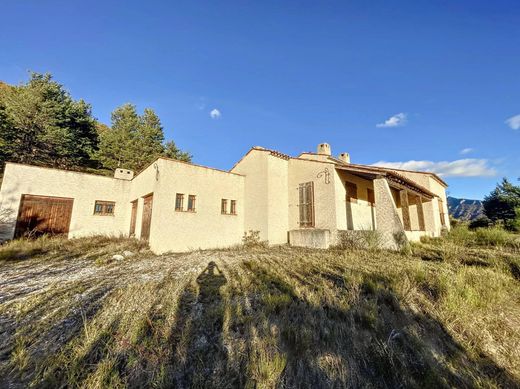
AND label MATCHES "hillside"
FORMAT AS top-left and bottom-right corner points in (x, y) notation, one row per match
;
(0, 232), (519, 388)
(448, 196), (484, 221)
